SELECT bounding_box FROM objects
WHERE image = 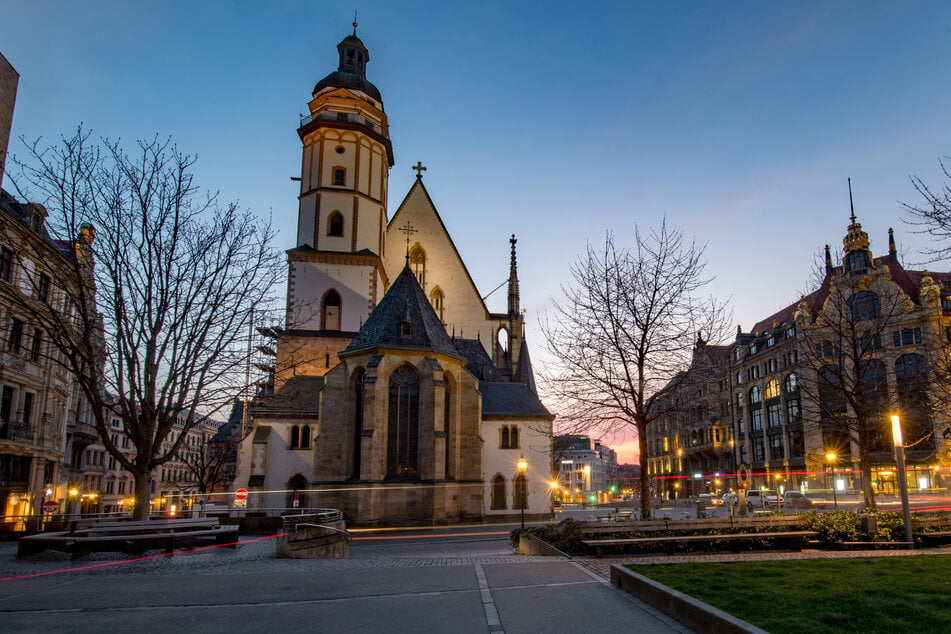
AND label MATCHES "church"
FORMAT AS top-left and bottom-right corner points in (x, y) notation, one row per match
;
(233, 26), (554, 526)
